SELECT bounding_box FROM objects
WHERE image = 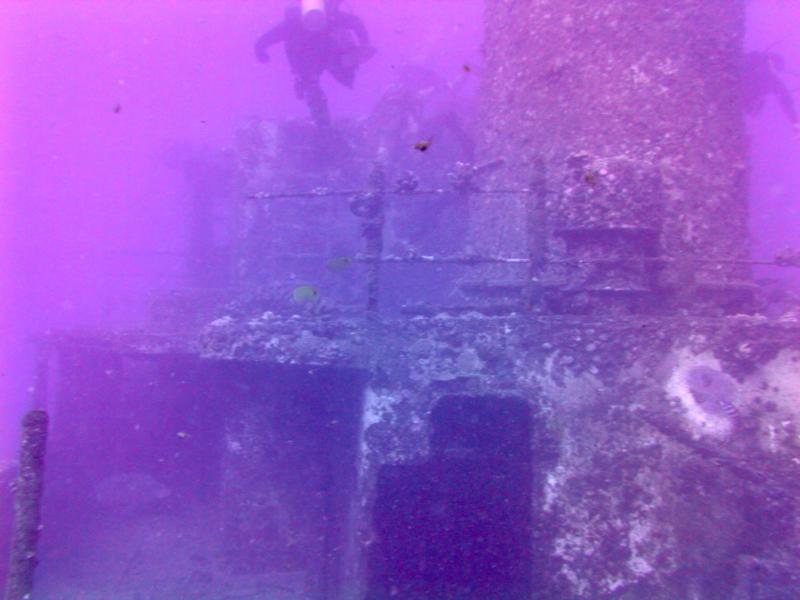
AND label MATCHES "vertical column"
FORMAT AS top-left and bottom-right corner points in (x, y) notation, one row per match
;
(349, 162), (386, 314)
(526, 156), (549, 310)
(4, 407), (48, 600)
(479, 0), (749, 283)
